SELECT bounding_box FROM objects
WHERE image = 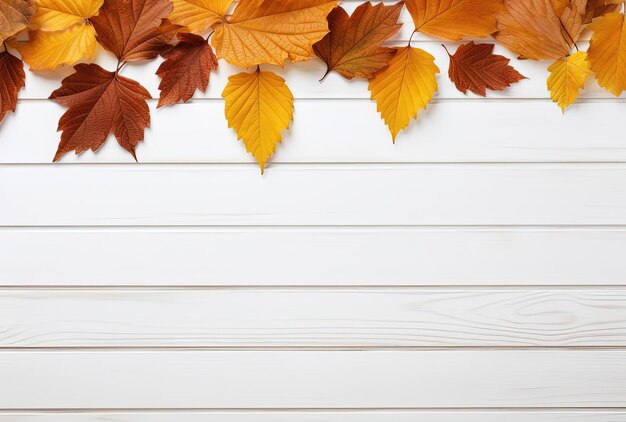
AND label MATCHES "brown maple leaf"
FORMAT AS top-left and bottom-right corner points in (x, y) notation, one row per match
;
(445, 42), (526, 96)
(0, 50), (25, 123)
(90, 0), (181, 62)
(313, 2), (403, 80)
(49, 63), (151, 161)
(156, 32), (218, 108)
